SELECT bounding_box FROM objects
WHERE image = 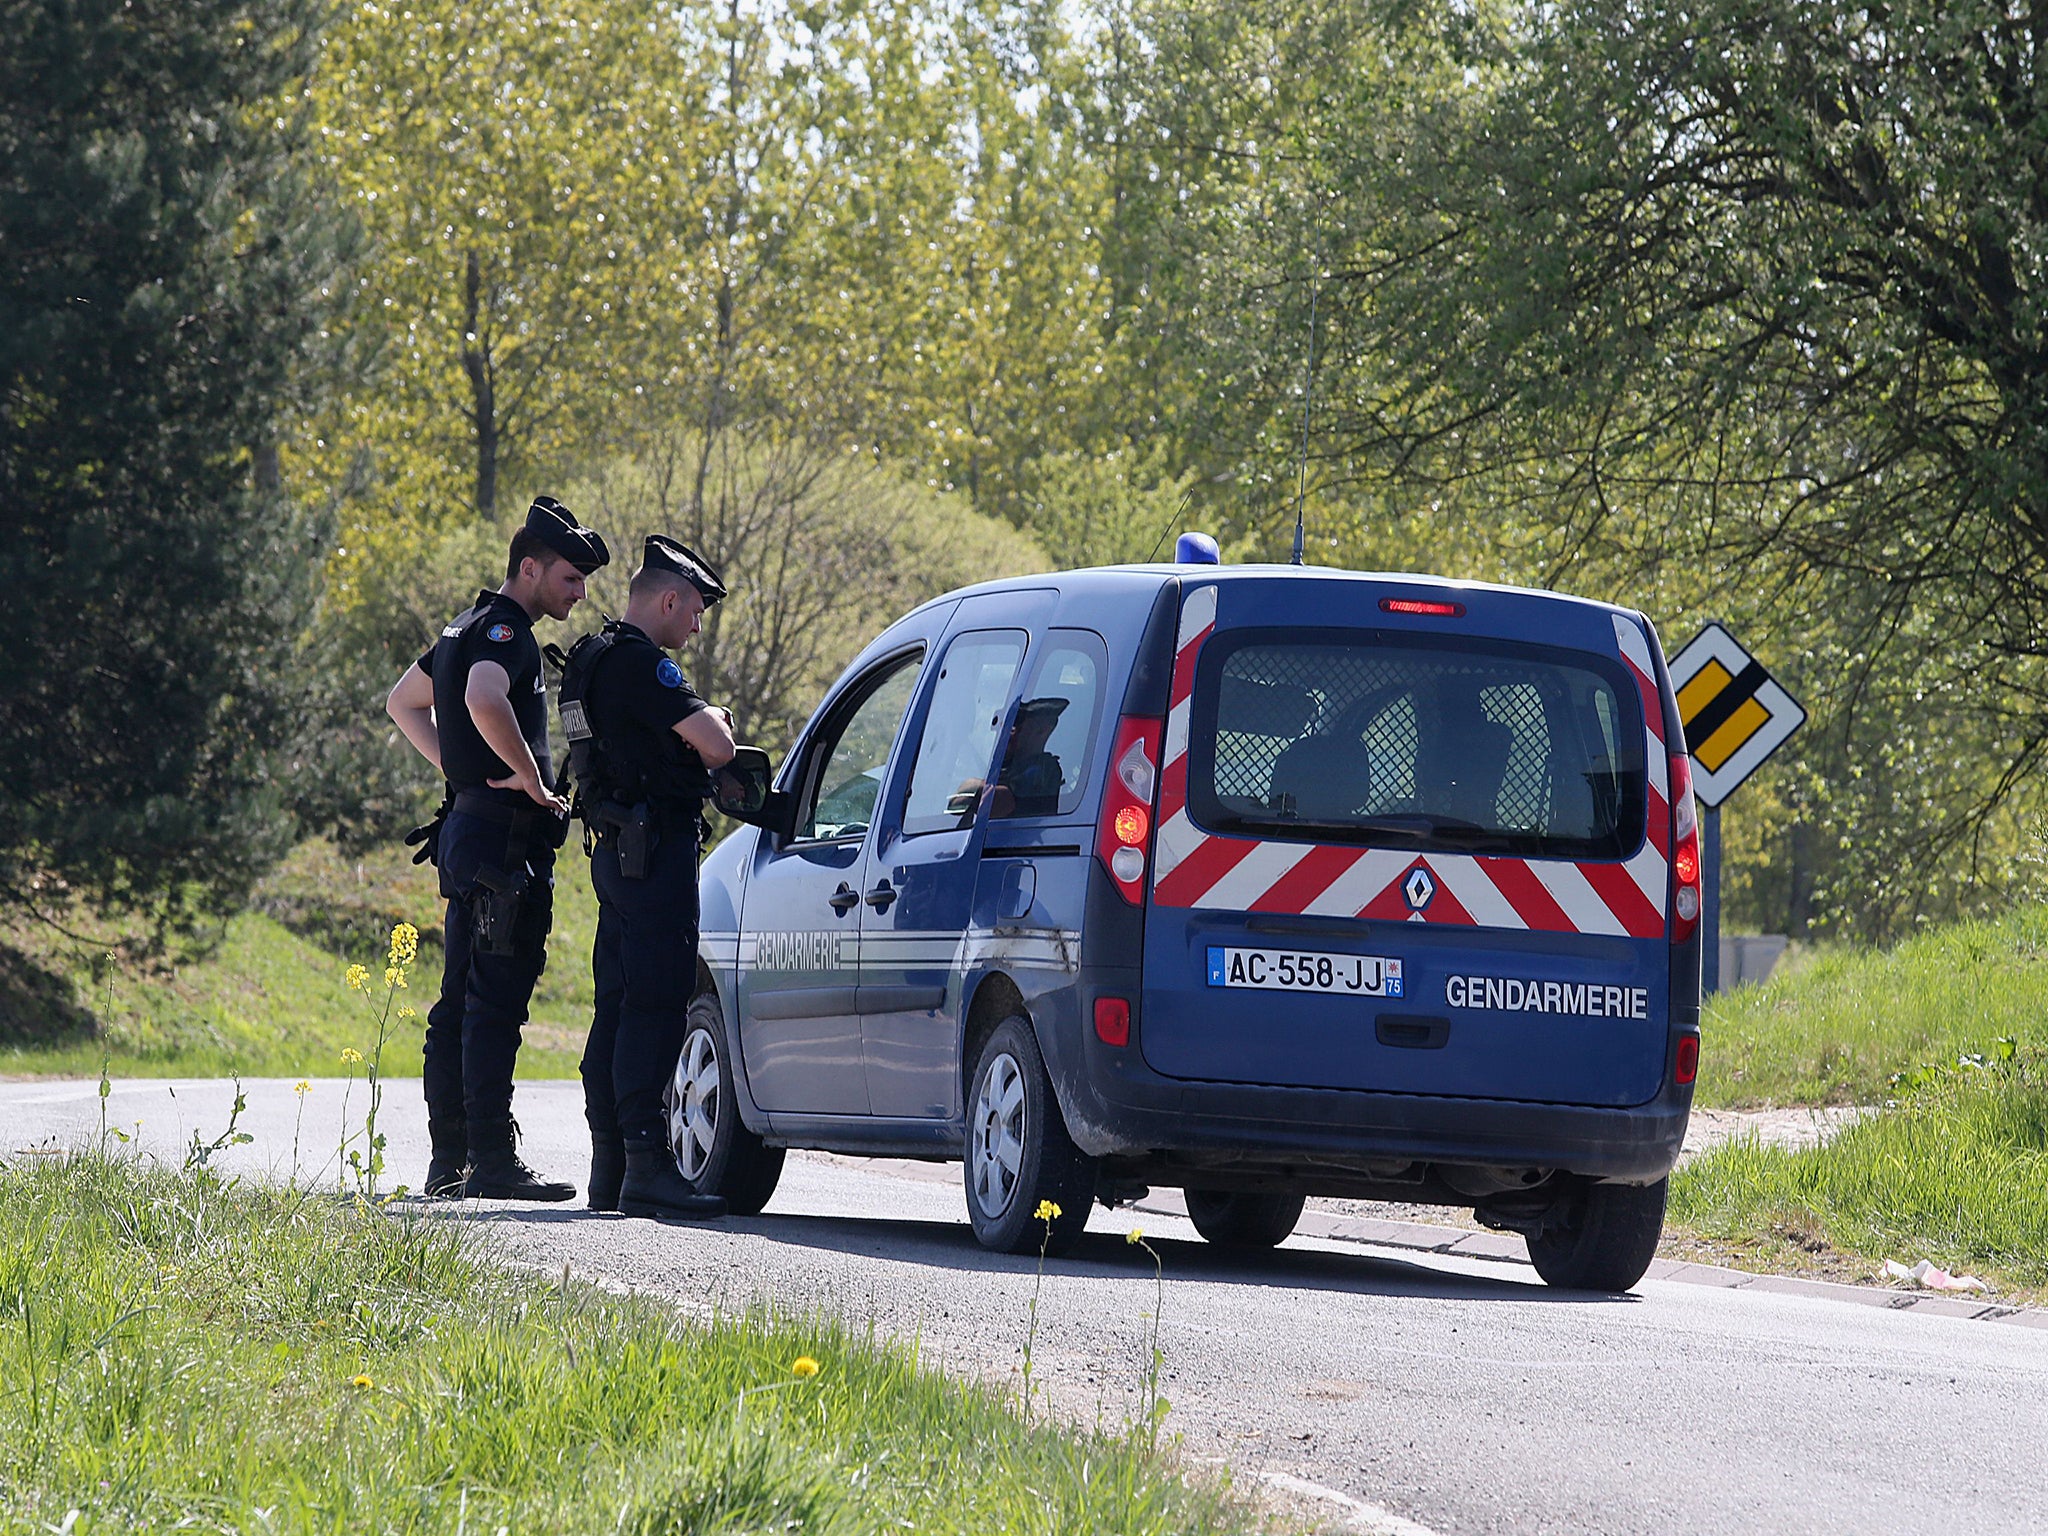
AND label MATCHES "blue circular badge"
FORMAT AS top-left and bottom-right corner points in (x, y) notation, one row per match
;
(485, 622), (514, 643)
(656, 657), (685, 689)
